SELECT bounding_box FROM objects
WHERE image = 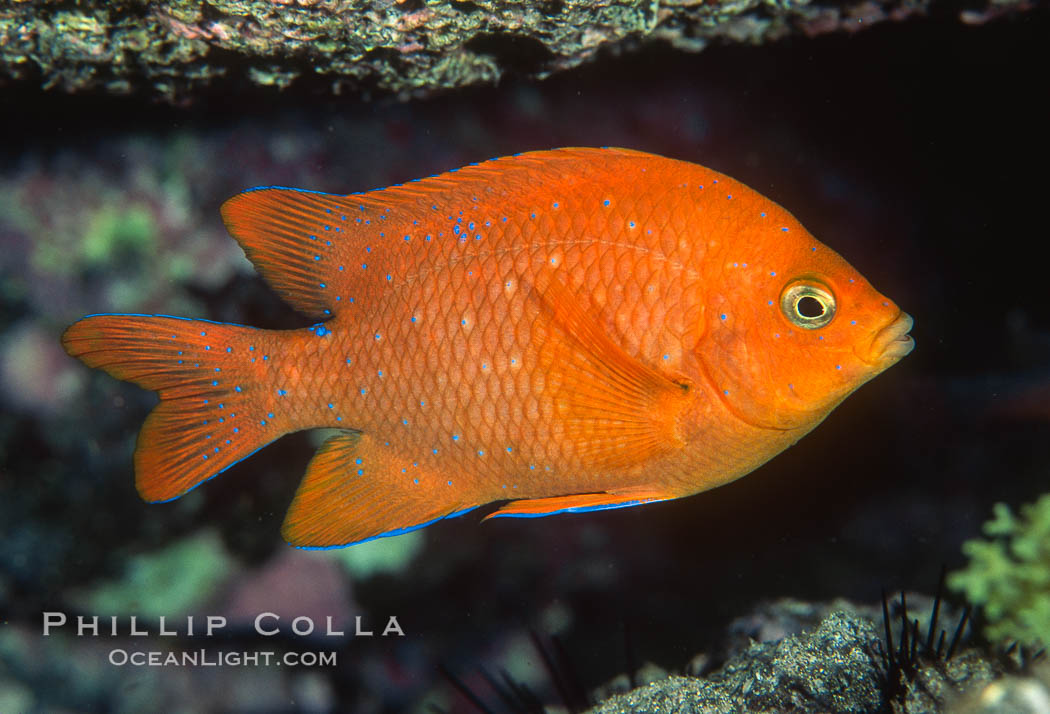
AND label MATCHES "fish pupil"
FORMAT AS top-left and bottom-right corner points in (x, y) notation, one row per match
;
(796, 295), (826, 319)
